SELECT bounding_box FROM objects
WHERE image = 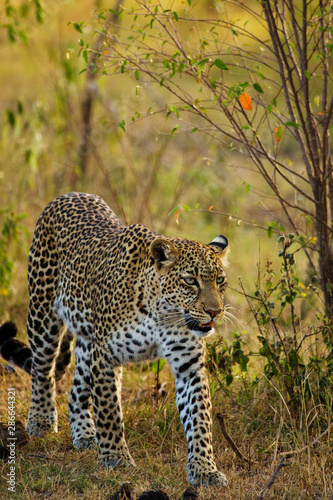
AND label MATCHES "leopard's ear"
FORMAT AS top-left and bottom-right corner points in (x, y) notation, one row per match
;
(208, 235), (229, 266)
(150, 238), (179, 271)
